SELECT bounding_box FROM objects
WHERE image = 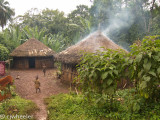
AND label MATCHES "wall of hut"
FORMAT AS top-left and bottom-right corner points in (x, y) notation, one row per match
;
(60, 63), (133, 89)
(60, 63), (78, 84)
(12, 57), (29, 69)
(35, 56), (54, 69)
(12, 56), (54, 69)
